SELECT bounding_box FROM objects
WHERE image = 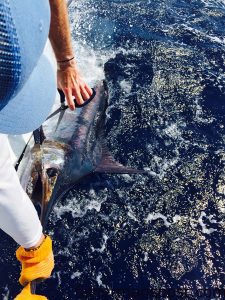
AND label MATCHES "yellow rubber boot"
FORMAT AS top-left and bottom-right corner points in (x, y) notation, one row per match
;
(14, 283), (47, 299)
(16, 235), (54, 286)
